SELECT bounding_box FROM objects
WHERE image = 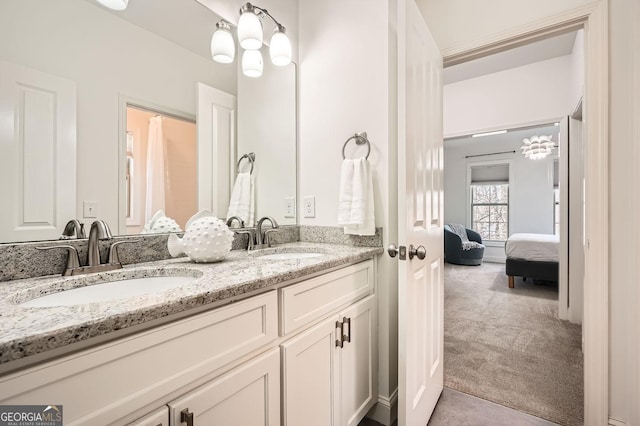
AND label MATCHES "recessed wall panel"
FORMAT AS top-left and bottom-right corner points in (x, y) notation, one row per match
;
(19, 85), (56, 225)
